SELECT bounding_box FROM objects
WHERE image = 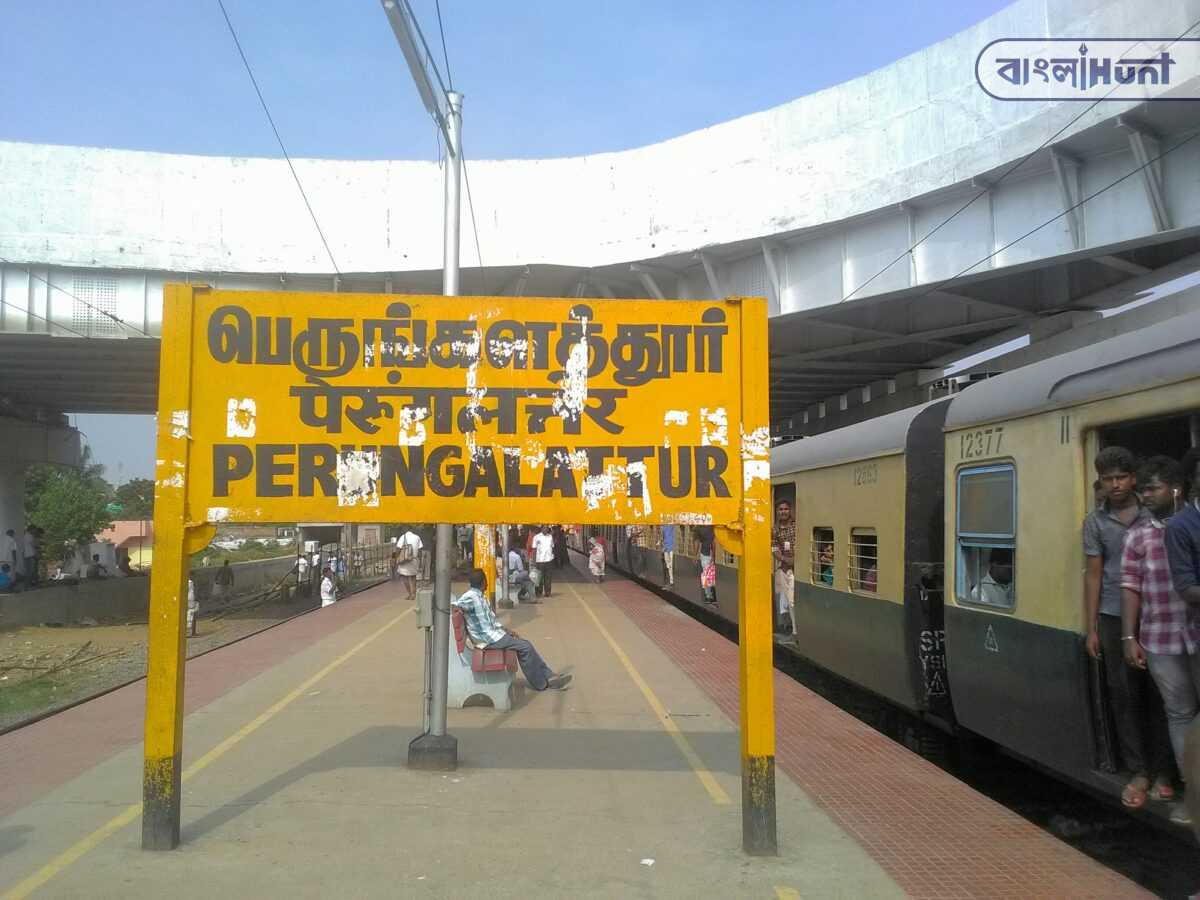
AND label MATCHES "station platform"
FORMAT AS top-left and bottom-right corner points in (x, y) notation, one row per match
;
(0, 563), (1146, 899)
